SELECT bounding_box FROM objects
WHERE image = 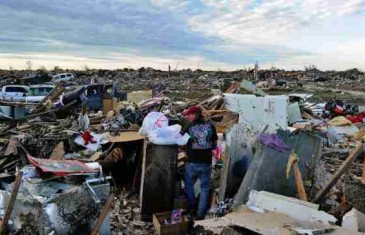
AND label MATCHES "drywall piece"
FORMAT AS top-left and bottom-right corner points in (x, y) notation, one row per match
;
(221, 94), (289, 200)
(196, 206), (362, 235)
(224, 94), (288, 133)
(342, 208), (365, 232)
(288, 102), (302, 124)
(226, 207), (337, 235)
(233, 130), (322, 207)
(246, 190), (337, 224)
(219, 121), (262, 200)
